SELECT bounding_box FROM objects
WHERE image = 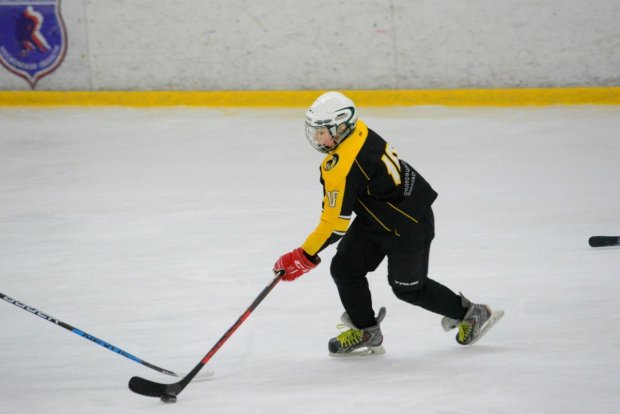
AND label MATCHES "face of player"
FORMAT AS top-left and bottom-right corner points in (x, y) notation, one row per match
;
(305, 123), (340, 153)
(313, 126), (335, 149)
